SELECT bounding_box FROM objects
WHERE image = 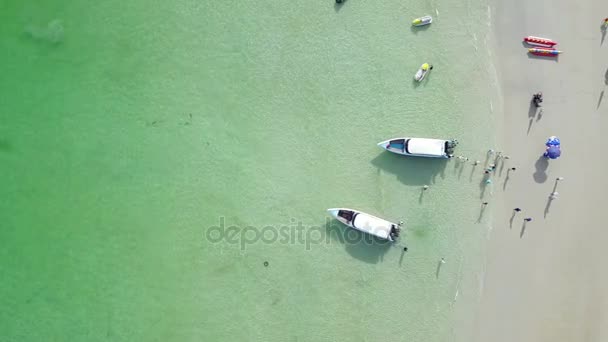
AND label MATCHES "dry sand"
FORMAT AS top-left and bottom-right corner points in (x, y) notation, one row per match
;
(470, 1), (608, 341)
